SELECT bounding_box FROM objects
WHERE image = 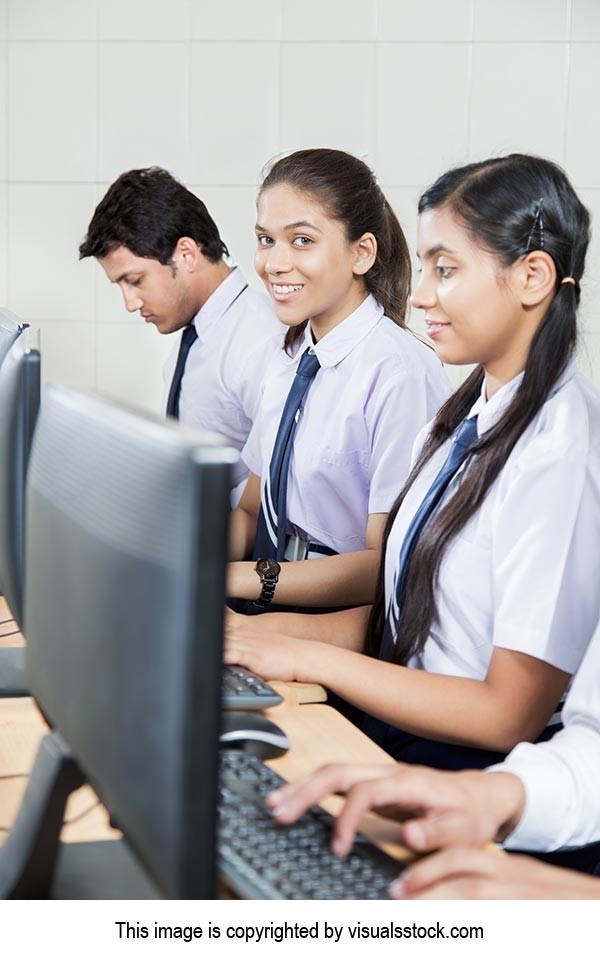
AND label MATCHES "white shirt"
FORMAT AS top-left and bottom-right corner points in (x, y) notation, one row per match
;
(162, 268), (283, 490)
(492, 620), (600, 852)
(384, 361), (600, 678)
(242, 295), (452, 554)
